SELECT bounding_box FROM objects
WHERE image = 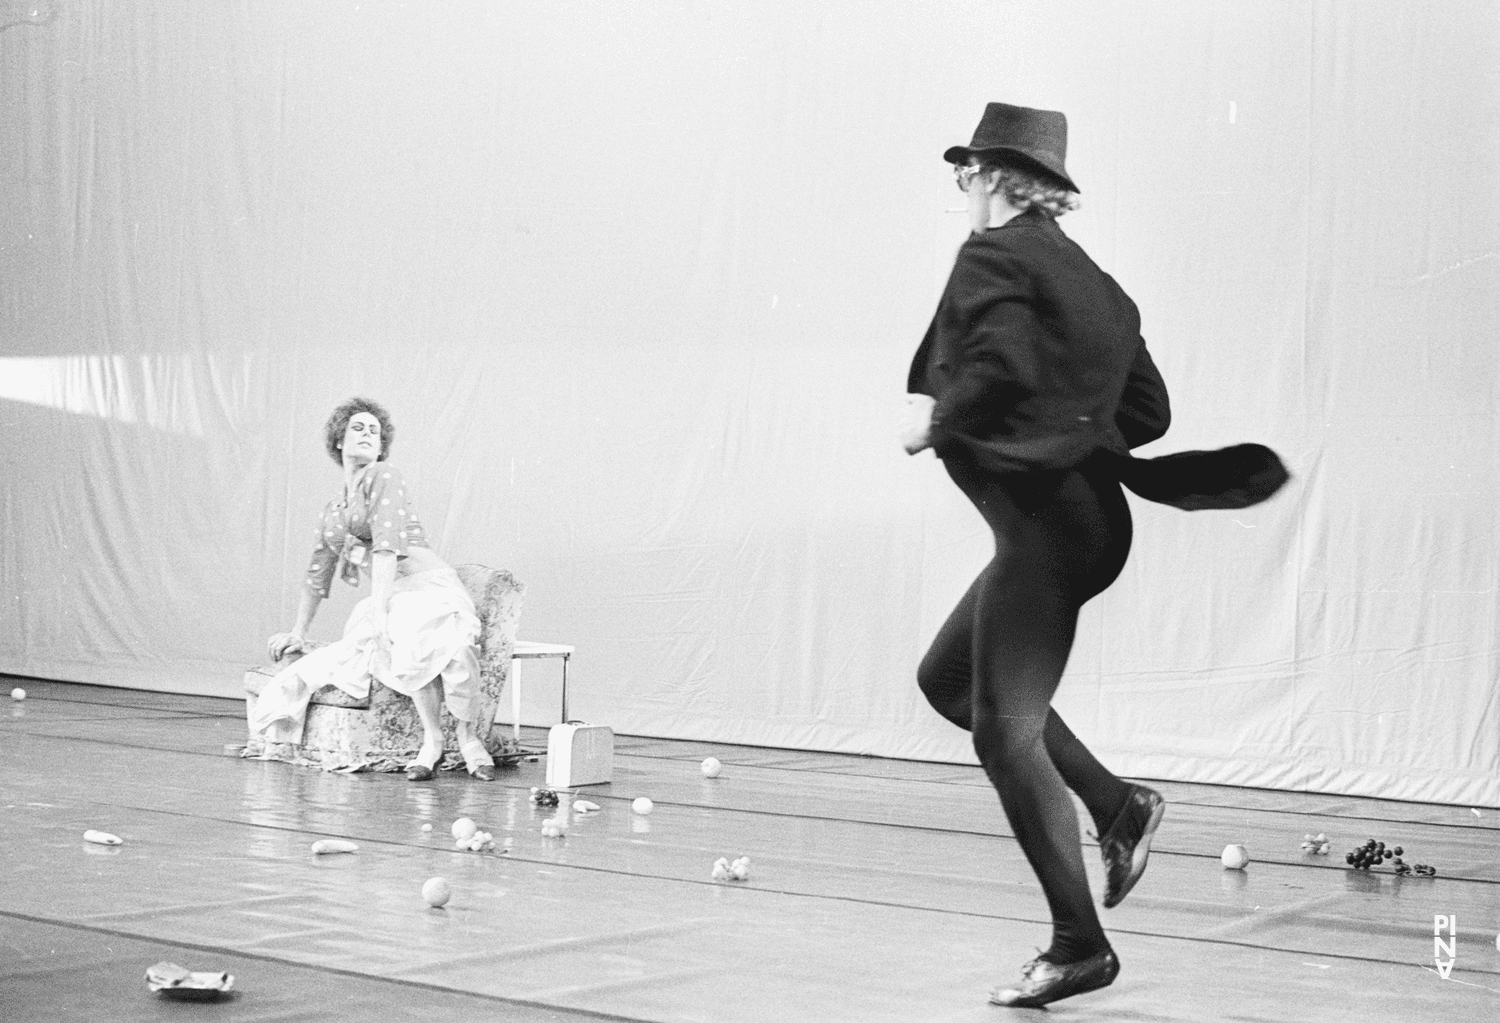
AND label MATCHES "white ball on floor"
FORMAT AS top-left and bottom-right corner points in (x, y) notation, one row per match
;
(701, 757), (721, 778)
(451, 817), (477, 842)
(1221, 844), (1250, 870)
(421, 877), (451, 908)
(632, 797), (653, 815)
(10, 688), (24, 701)
(421, 823), (432, 833)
